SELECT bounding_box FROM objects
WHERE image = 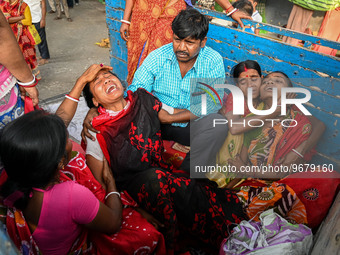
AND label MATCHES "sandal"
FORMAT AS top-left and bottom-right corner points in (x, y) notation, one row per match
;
(54, 16), (62, 20)
(67, 18), (73, 22)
